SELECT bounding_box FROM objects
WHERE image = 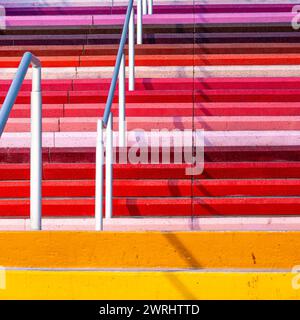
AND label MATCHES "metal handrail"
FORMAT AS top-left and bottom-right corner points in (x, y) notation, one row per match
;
(95, 0), (153, 230)
(103, 0), (134, 127)
(0, 52), (42, 230)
